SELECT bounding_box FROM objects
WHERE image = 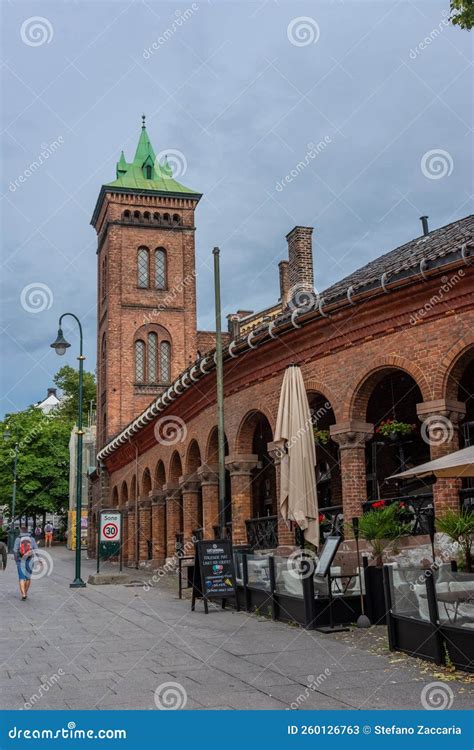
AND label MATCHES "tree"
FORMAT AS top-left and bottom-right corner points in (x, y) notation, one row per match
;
(450, 0), (474, 29)
(0, 408), (71, 522)
(53, 365), (96, 424)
